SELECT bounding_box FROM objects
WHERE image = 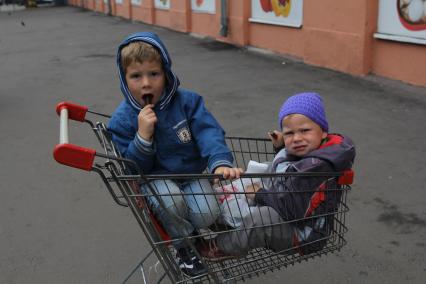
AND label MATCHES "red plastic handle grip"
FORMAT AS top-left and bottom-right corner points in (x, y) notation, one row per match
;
(337, 170), (354, 185)
(53, 144), (96, 171)
(56, 102), (88, 122)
